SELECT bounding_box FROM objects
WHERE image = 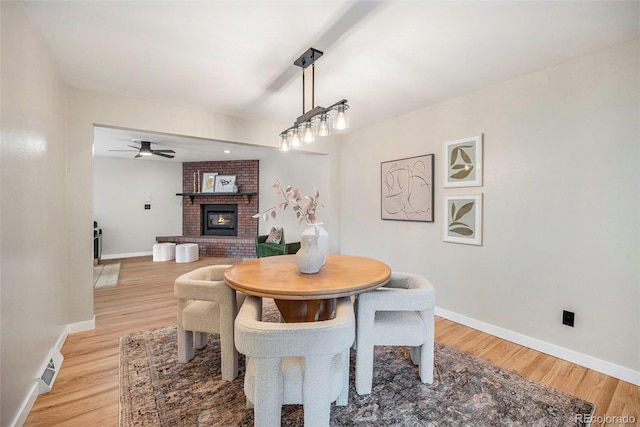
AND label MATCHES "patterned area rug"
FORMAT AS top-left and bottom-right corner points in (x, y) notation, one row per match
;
(119, 302), (594, 426)
(94, 262), (120, 289)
